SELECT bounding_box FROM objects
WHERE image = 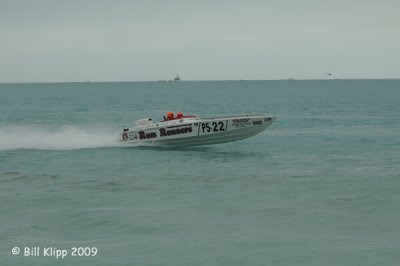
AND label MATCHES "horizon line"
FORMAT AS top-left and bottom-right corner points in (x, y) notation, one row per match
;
(1, 78), (400, 85)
